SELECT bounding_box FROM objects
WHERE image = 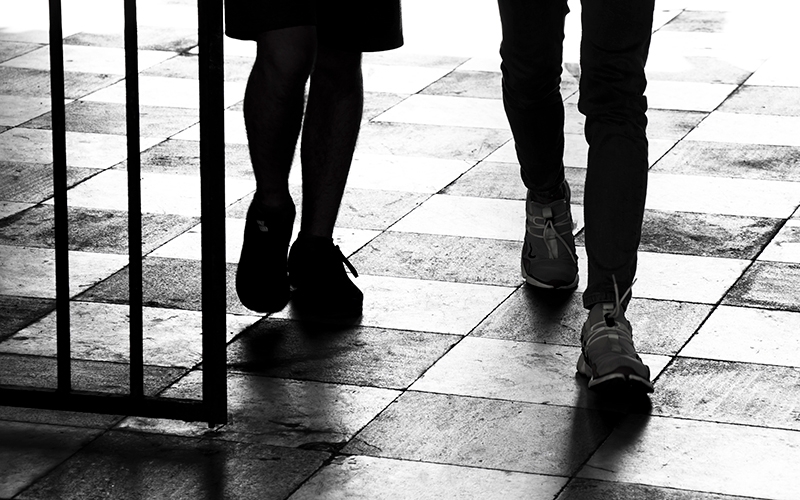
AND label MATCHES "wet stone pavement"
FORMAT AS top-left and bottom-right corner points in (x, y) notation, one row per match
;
(2, 0), (800, 499)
